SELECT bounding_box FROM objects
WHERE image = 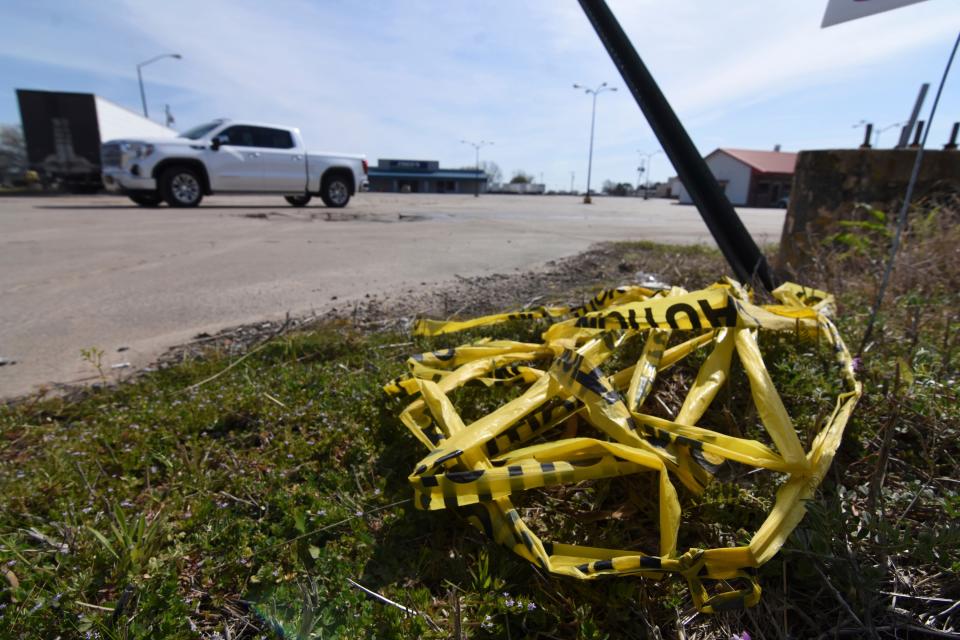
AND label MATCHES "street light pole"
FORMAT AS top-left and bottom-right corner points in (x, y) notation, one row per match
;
(460, 139), (493, 197)
(637, 149), (662, 199)
(137, 53), (182, 118)
(573, 82), (616, 203)
(874, 121), (906, 148)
